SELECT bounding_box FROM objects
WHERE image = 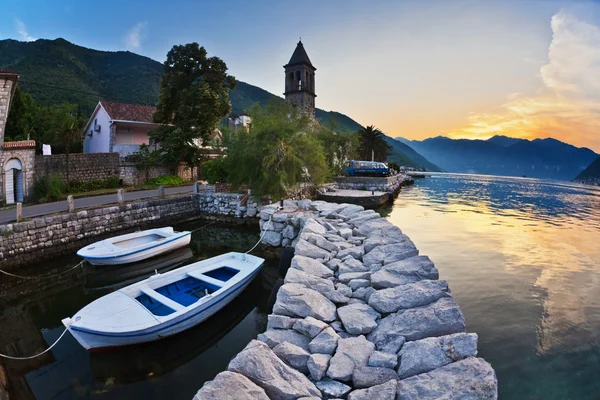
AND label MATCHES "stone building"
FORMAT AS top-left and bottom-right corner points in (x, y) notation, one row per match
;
(284, 41), (316, 116)
(0, 70), (36, 205)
